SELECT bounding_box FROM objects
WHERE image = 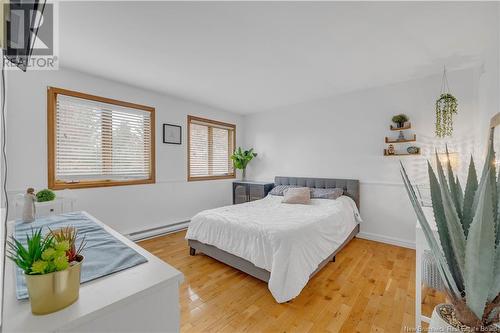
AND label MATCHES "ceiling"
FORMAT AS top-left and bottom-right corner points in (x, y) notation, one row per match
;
(59, 1), (497, 114)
